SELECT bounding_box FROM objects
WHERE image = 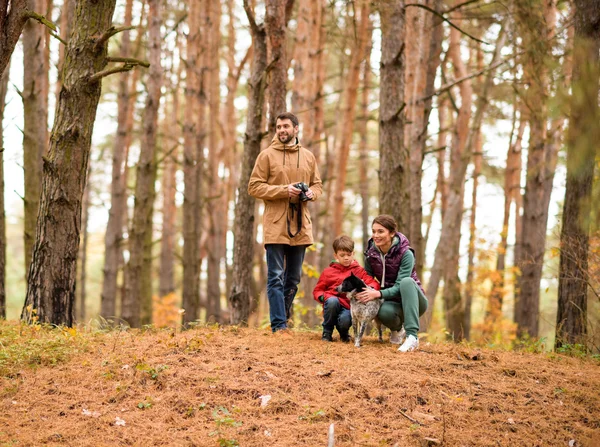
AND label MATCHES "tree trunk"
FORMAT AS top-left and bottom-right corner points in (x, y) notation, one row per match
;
(556, 0), (600, 348)
(331, 0), (371, 236)
(158, 78), (180, 298)
(0, 64), (8, 318)
(424, 22), (506, 335)
(358, 36), (372, 252)
(122, 0), (162, 328)
(21, 0), (119, 326)
(291, 0), (310, 119)
(265, 0), (291, 136)
(229, 0), (267, 325)
(409, 0), (443, 278)
(514, 1), (555, 338)
(0, 0), (28, 78)
(205, 0), (223, 323)
(489, 105), (525, 323)
(182, 0), (203, 326)
(378, 0), (408, 229)
(77, 164), (91, 321)
(22, 0), (48, 277)
(55, 0), (75, 97)
(101, 0), (135, 319)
